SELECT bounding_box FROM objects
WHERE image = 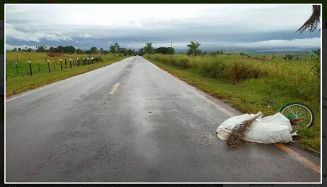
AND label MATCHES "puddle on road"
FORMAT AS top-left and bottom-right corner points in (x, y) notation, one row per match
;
(130, 91), (160, 161)
(133, 114), (159, 160)
(178, 118), (218, 146)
